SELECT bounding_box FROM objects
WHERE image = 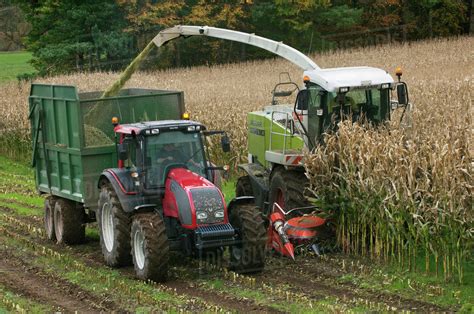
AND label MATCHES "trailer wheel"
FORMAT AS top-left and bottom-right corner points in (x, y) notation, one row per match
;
(235, 175), (252, 197)
(268, 169), (310, 216)
(97, 183), (132, 267)
(53, 198), (85, 245)
(44, 196), (57, 241)
(229, 204), (266, 273)
(131, 213), (169, 282)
